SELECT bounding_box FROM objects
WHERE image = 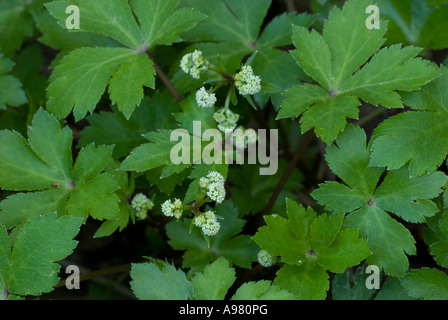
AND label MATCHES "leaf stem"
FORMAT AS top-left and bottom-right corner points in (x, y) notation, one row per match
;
(148, 54), (183, 104)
